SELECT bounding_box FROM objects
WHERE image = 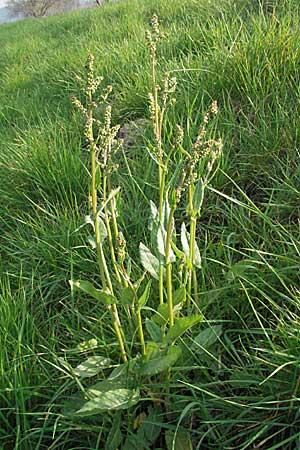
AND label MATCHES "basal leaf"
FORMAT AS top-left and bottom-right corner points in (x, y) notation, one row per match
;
(76, 338), (98, 352)
(106, 412), (122, 450)
(139, 346), (182, 376)
(75, 388), (140, 416)
(165, 430), (193, 450)
(163, 315), (203, 345)
(74, 356), (112, 378)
